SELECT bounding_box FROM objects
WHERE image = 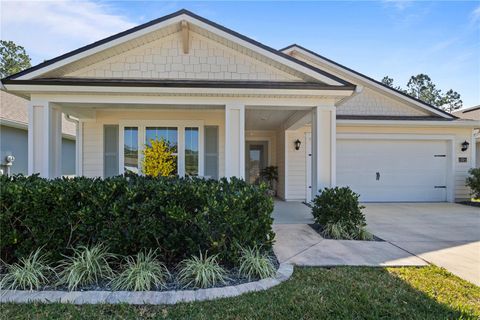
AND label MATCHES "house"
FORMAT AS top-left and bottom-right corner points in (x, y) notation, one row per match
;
(0, 90), (76, 175)
(1, 9), (478, 202)
(453, 105), (480, 167)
